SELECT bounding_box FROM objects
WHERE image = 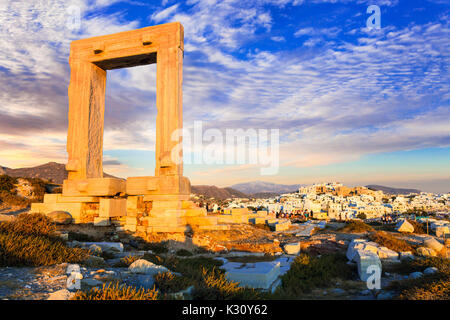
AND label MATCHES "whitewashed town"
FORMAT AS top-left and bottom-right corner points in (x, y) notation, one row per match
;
(200, 182), (450, 223)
